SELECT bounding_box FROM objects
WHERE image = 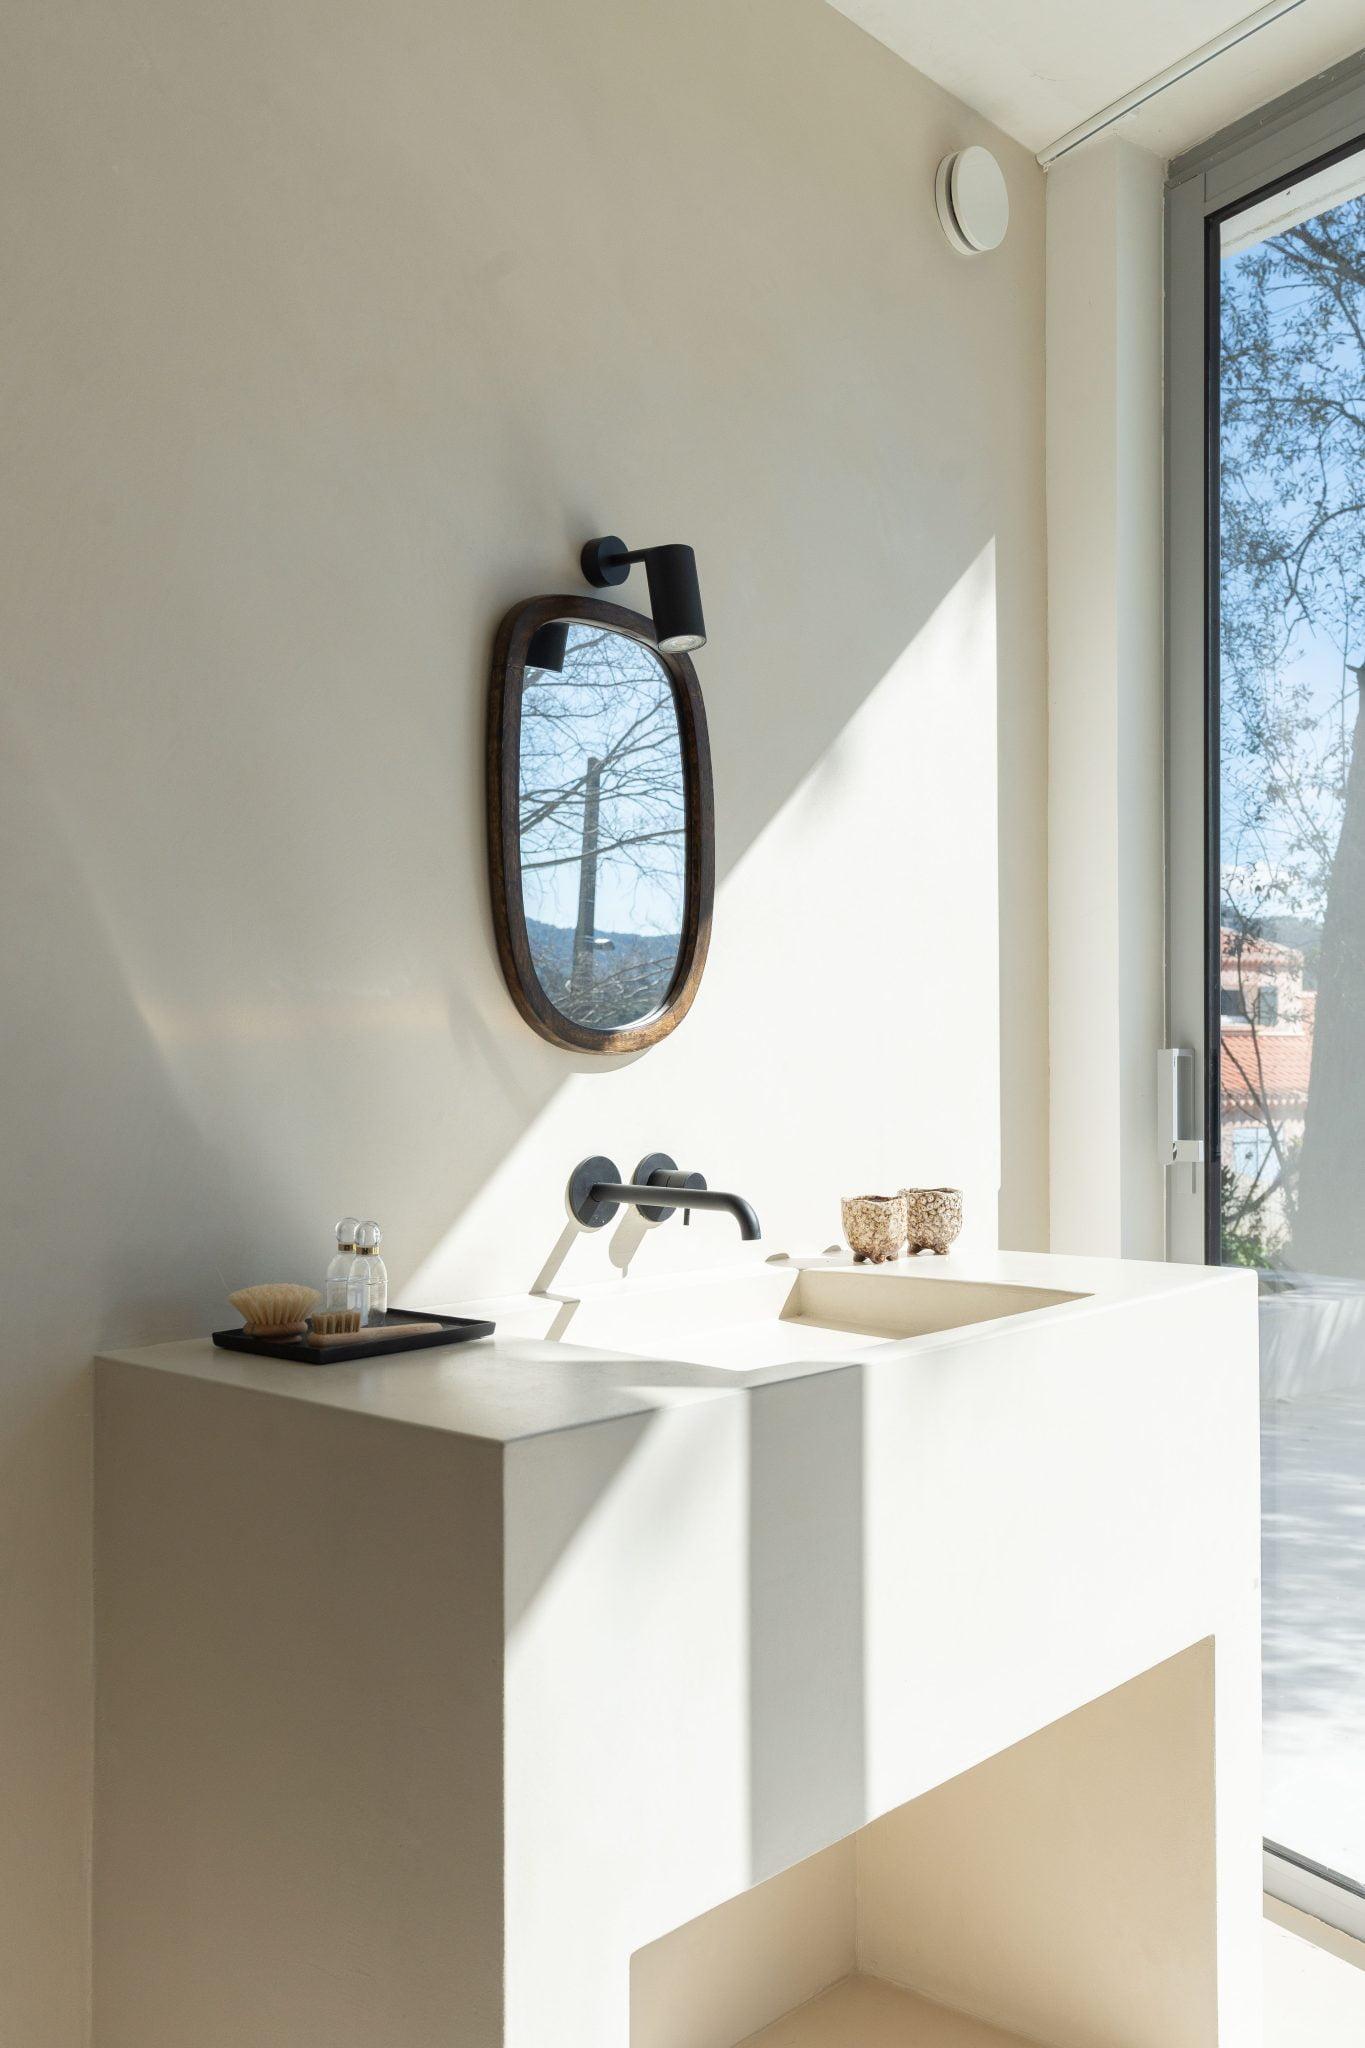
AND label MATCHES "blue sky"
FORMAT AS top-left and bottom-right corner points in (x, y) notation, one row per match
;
(1218, 216), (1360, 925)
